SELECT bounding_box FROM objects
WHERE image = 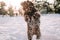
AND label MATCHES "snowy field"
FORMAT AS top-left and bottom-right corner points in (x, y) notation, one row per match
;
(0, 14), (60, 40)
